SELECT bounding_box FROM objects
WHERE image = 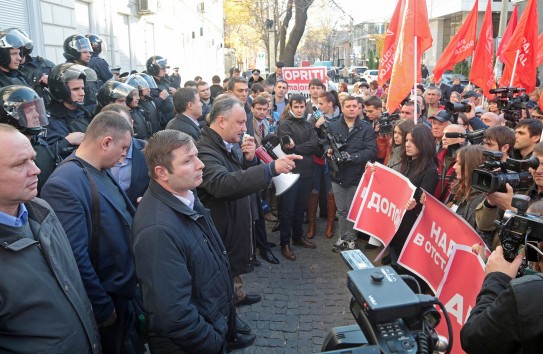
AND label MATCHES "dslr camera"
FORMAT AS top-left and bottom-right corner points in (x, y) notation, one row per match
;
(494, 195), (543, 273)
(489, 87), (529, 126)
(377, 112), (400, 136)
(471, 151), (539, 194)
